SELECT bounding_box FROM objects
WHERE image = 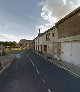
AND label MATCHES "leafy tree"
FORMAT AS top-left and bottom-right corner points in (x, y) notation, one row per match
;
(0, 41), (17, 47)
